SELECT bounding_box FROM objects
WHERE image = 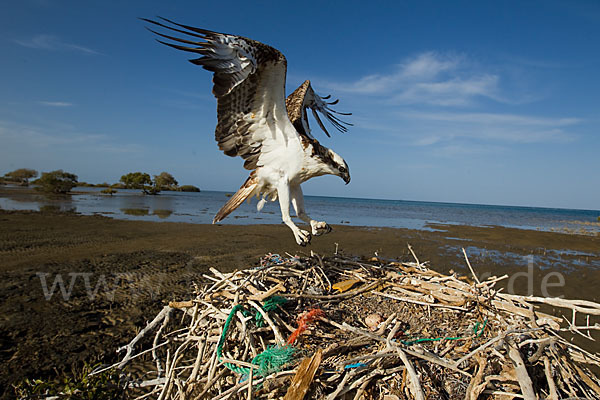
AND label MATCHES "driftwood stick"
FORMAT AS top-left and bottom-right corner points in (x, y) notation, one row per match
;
(465, 356), (486, 400)
(407, 243), (421, 267)
(499, 293), (600, 316)
(395, 347), (425, 400)
(246, 367), (253, 400)
(153, 308), (172, 378)
(213, 370), (297, 400)
(248, 300), (285, 346)
(326, 369), (354, 400)
(506, 338), (536, 400)
(204, 336), (221, 392)
(543, 356), (559, 400)
(321, 317), (385, 343)
(454, 328), (548, 367)
(462, 248), (481, 285)
(343, 350), (395, 366)
(188, 335), (206, 383)
(93, 340), (170, 376)
(197, 368), (229, 399)
(114, 305), (171, 370)
(403, 347), (471, 377)
(283, 280), (382, 300)
(352, 377), (373, 400)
